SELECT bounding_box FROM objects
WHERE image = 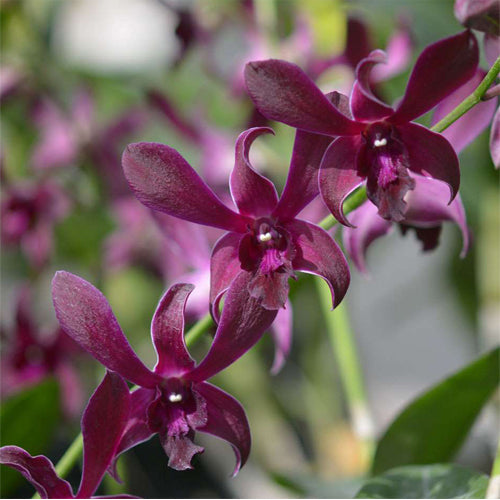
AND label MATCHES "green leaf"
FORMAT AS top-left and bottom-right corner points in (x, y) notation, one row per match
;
(0, 379), (61, 497)
(372, 347), (499, 474)
(355, 464), (489, 499)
